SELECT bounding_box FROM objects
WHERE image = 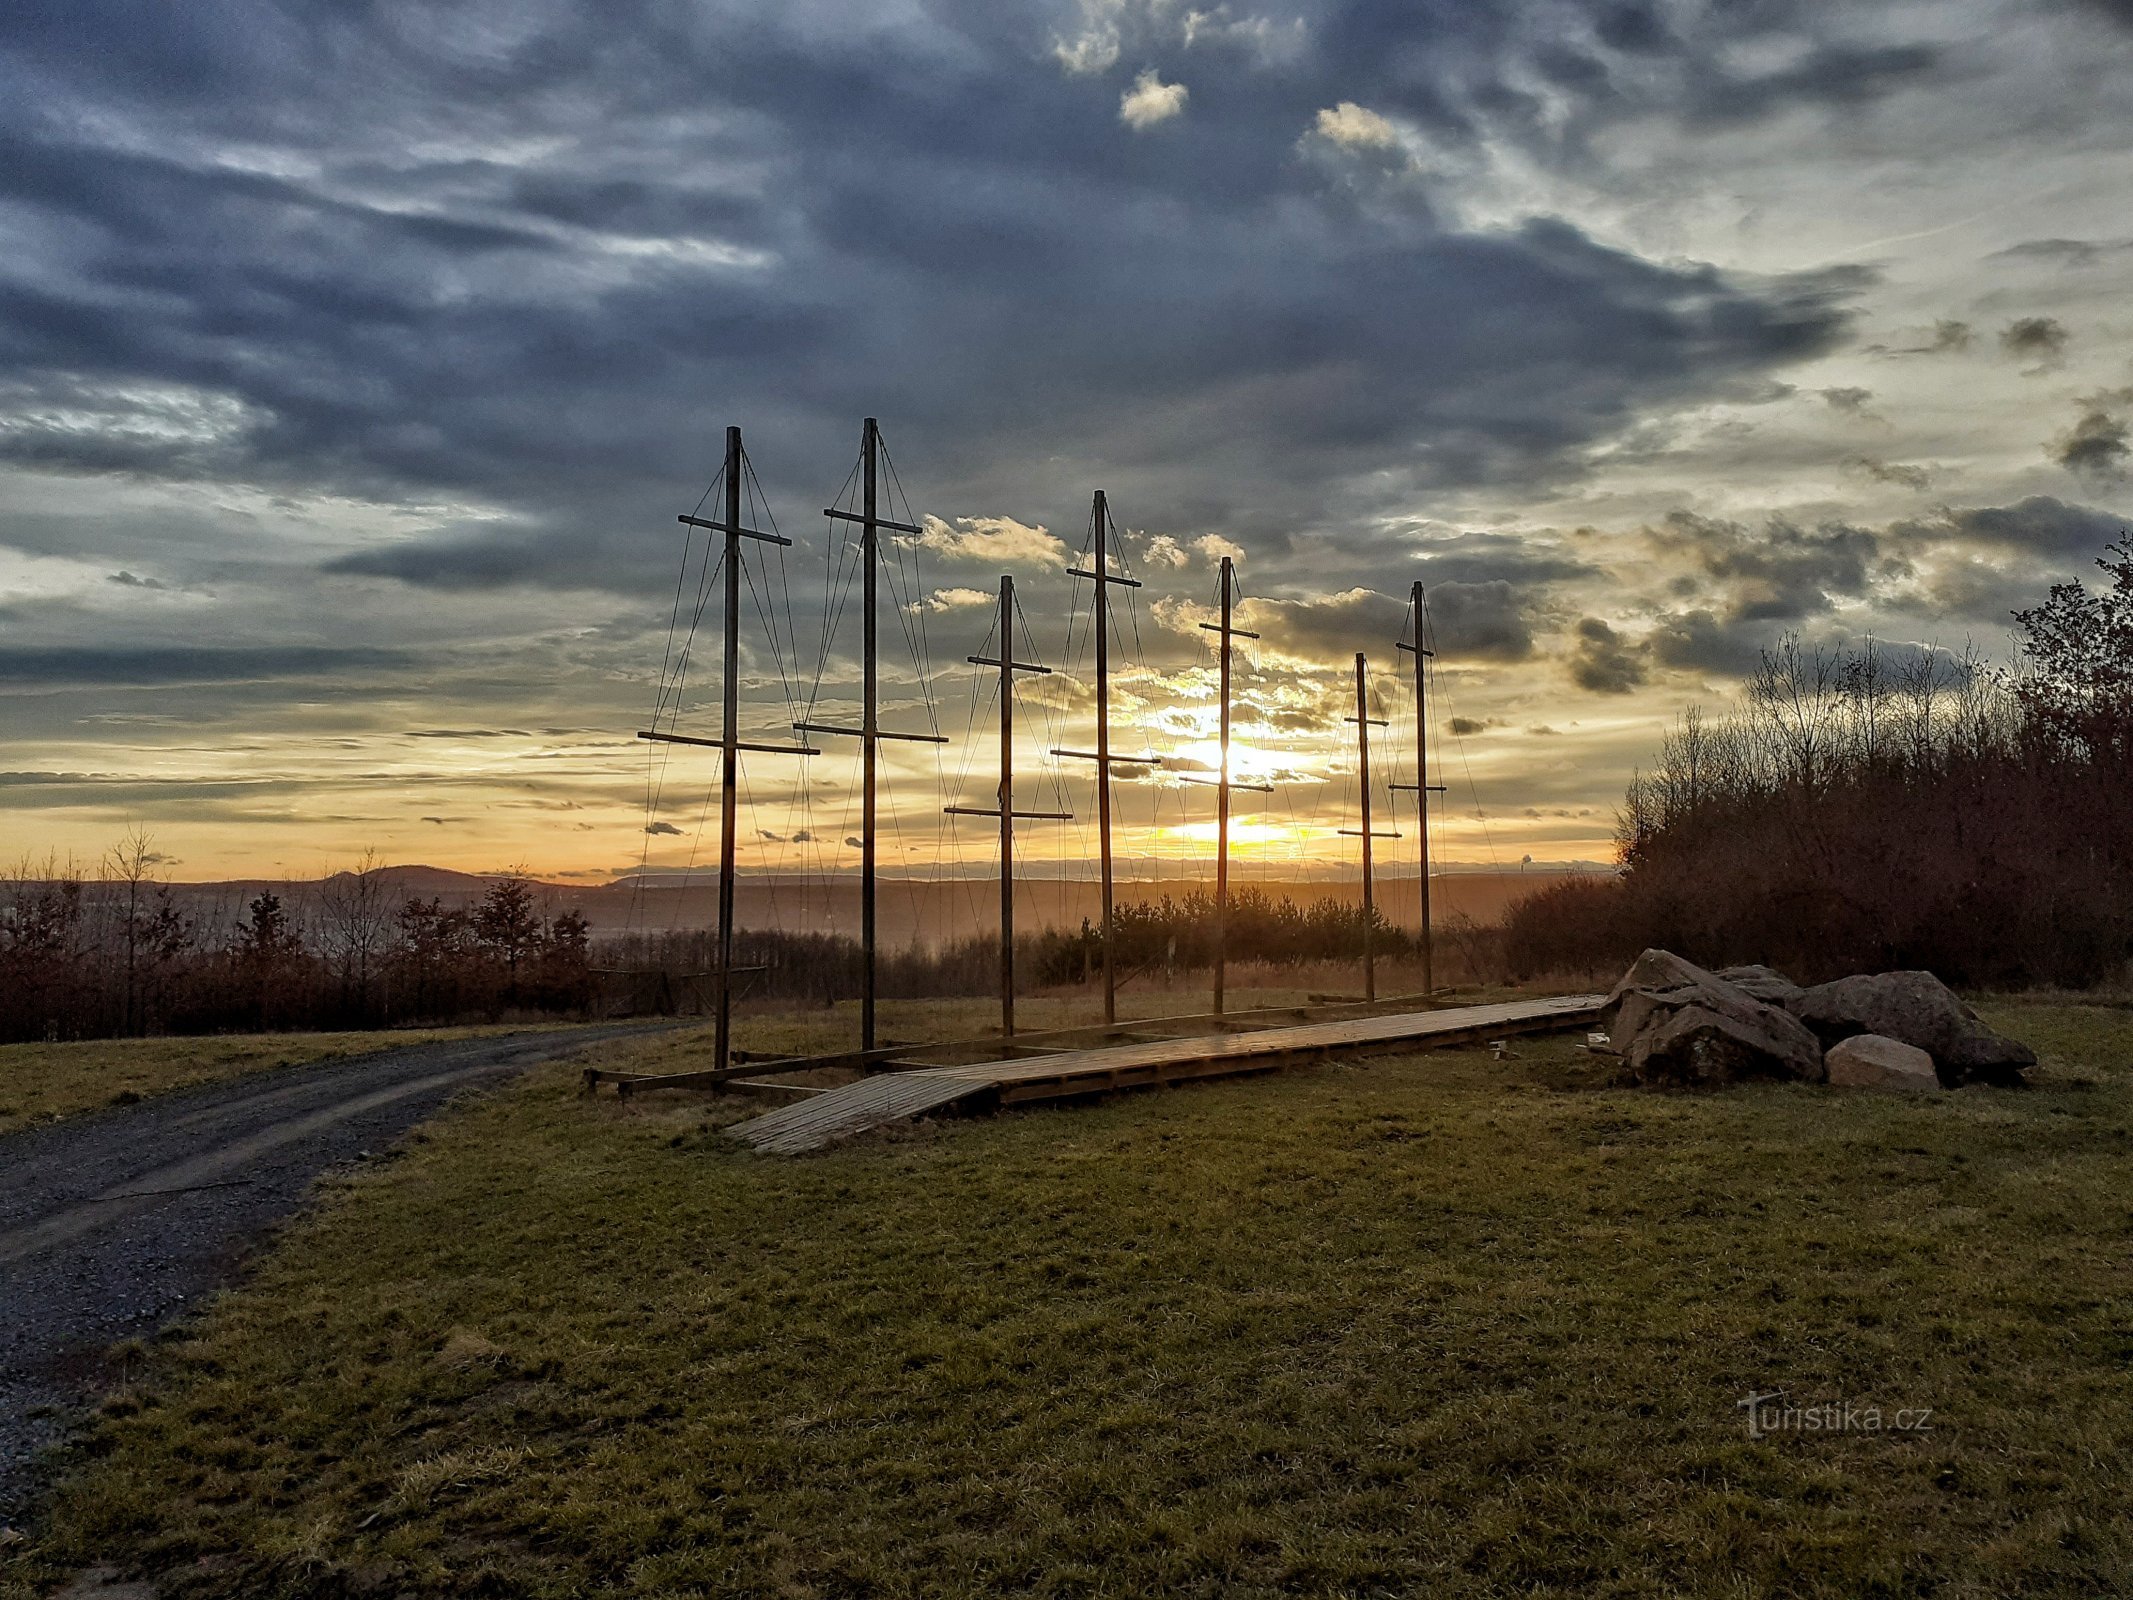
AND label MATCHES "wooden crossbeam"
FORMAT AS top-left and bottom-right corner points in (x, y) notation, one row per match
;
(638, 730), (818, 755)
(967, 654), (1052, 674)
(823, 506), (923, 535)
(1067, 565), (1142, 588)
(677, 513), (792, 547)
(794, 722), (949, 744)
